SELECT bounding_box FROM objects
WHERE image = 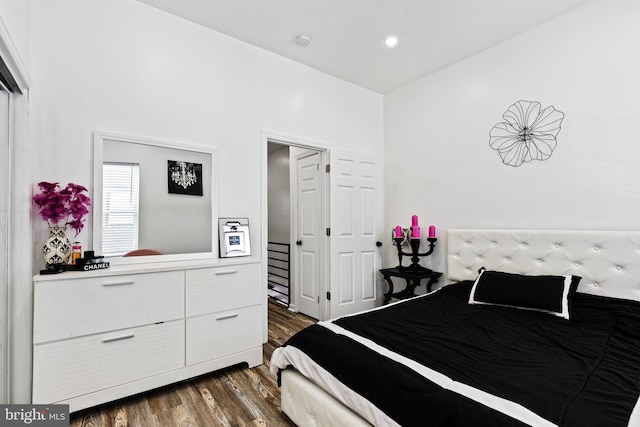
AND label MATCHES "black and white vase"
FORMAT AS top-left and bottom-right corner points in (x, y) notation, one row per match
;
(43, 226), (71, 269)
